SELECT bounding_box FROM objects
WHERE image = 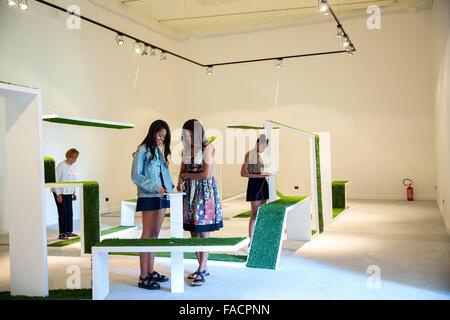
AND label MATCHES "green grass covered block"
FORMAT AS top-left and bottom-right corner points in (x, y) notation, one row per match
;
(332, 181), (349, 209)
(82, 181), (100, 254)
(246, 199), (299, 270)
(333, 208), (345, 219)
(44, 156), (56, 183)
(0, 289), (91, 300)
(96, 237), (246, 247)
